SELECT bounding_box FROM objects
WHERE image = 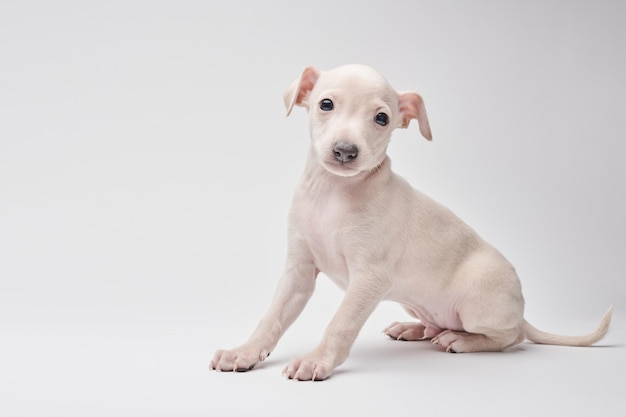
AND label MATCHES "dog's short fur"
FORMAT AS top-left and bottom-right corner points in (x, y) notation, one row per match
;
(210, 64), (612, 381)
